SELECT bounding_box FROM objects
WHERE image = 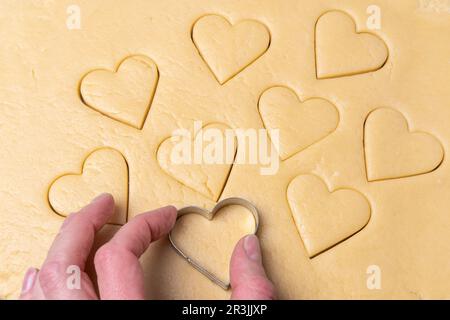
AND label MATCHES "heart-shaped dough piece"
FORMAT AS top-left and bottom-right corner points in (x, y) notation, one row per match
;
(315, 10), (388, 79)
(287, 174), (371, 258)
(157, 123), (237, 201)
(170, 198), (259, 288)
(259, 86), (339, 160)
(48, 148), (128, 225)
(80, 55), (159, 129)
(364, 108), (444, 181)
(192, 14), (270, 84)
